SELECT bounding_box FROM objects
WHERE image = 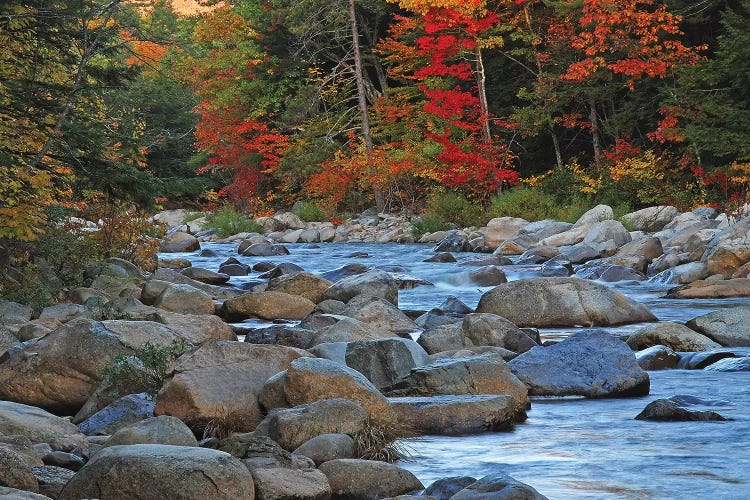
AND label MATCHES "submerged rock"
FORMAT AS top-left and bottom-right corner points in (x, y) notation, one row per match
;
(635, 399), (727, 421)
